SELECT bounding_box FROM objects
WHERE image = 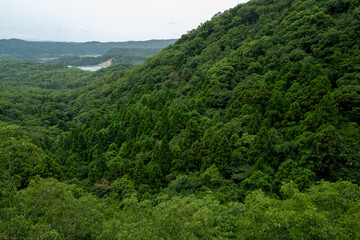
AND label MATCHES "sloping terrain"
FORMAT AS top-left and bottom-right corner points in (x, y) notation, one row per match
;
(61, 0), (360, 189)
